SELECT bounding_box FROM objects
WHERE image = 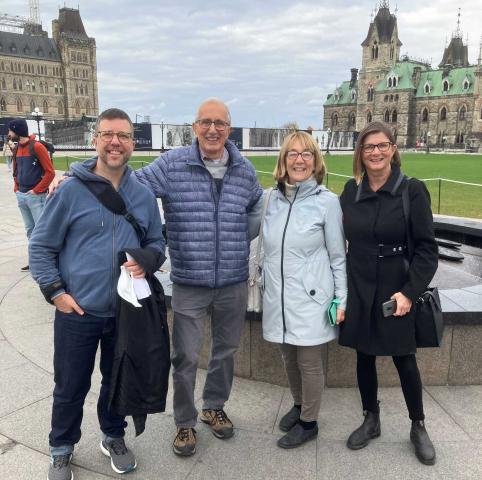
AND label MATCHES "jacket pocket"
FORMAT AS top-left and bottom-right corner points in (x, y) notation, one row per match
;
(302, 272), (329, 306)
